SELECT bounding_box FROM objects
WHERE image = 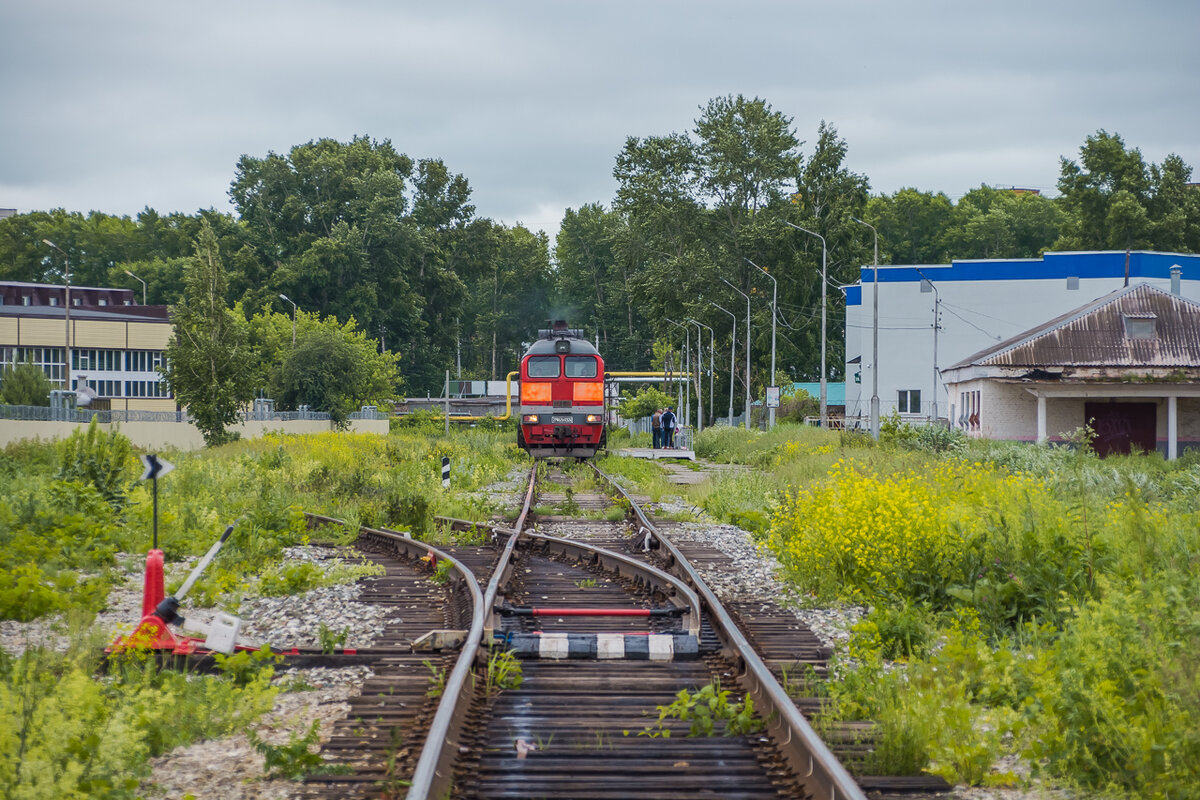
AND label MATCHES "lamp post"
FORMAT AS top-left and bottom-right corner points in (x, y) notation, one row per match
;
(710, 302), (736, 426)
(124, 269), (147, 305)
(689, 318), (714, 426)
(42, 239), (71, 392)
(850, 217), (880, 440)
(278, 294), (297, 344)
(914, 269), (941, 423)
(784, 222), (827, 428)
(720, 278), (752, 430)
(664, 318), (690, 428)
(686, 319), (707, 431)
(745, 259), (777, 429)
